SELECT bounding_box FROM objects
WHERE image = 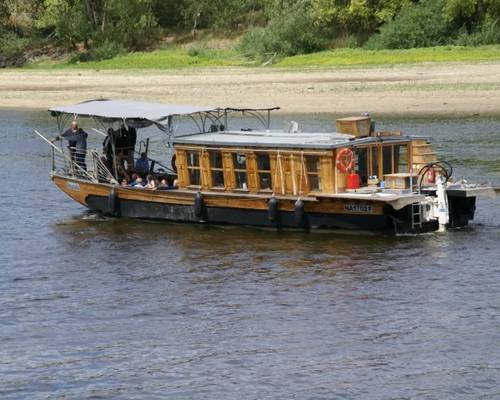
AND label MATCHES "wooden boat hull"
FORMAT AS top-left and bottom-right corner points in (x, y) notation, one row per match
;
(53, 174), (479, 233)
